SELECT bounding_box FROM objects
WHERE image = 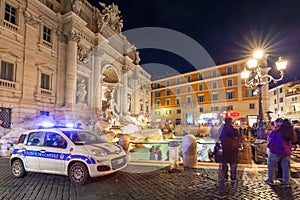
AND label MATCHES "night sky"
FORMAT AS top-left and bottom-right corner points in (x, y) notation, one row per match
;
(89, 0), (300, 82)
